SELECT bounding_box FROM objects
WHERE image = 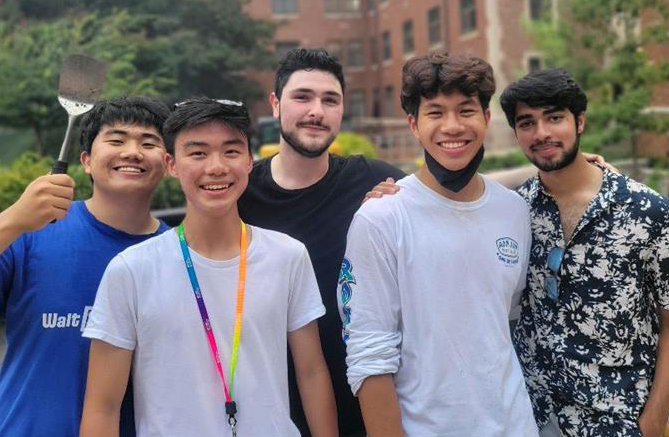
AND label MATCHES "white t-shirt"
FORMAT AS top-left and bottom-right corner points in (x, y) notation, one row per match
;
(84, 226), (325, 437)
(339, 174), (538, 437)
